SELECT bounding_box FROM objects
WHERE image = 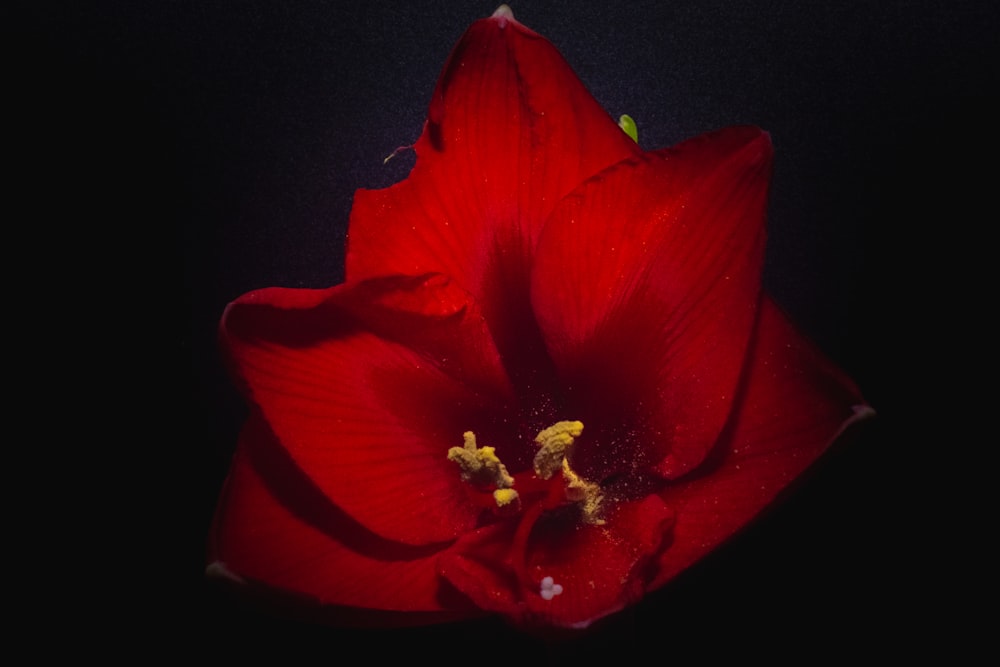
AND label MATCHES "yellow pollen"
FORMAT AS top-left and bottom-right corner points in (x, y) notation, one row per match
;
(448, 431), (515, 489)
(493, 487), (520, 508)
(533, 420), (584, 479)
(449, 422), (604, 521)
(561, 459), (605, 525)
